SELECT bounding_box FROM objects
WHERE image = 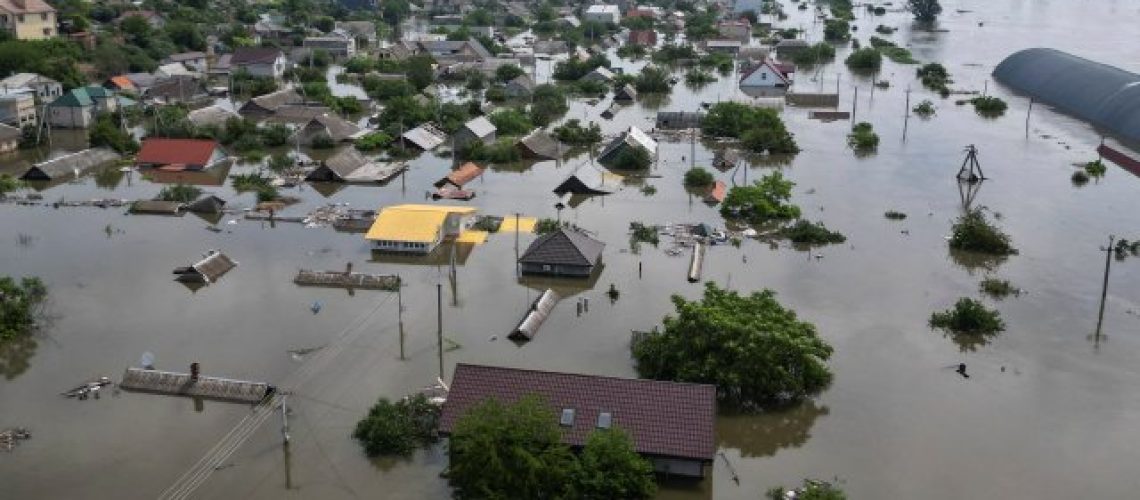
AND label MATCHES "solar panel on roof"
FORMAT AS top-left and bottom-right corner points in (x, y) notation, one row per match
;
(596, 411), (612, 429)
(560, 408), (575, 426)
